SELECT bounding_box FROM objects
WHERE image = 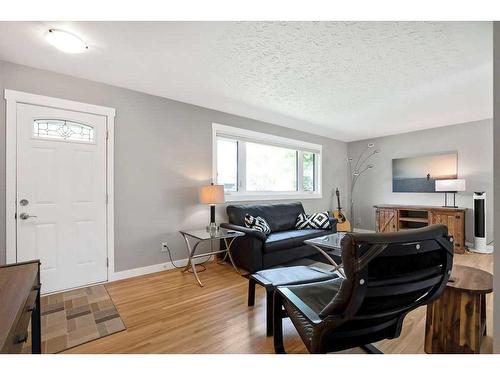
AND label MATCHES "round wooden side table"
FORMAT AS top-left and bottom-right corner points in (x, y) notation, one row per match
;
(425, 265), (493, 354)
